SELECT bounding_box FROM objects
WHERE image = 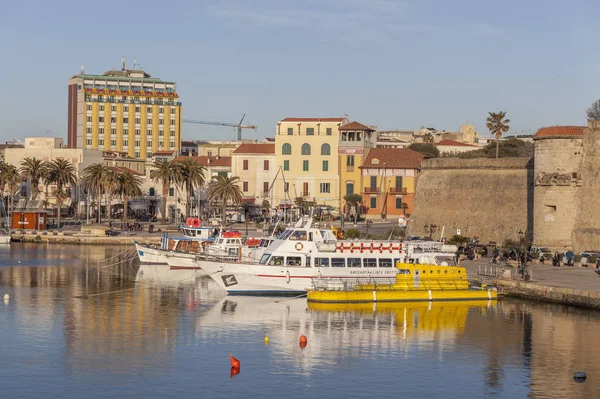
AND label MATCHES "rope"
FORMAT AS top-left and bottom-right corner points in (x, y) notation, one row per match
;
(78, 287), (136, 298)
(274, 292), (307, 303)
(97, 246), (136, 263)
